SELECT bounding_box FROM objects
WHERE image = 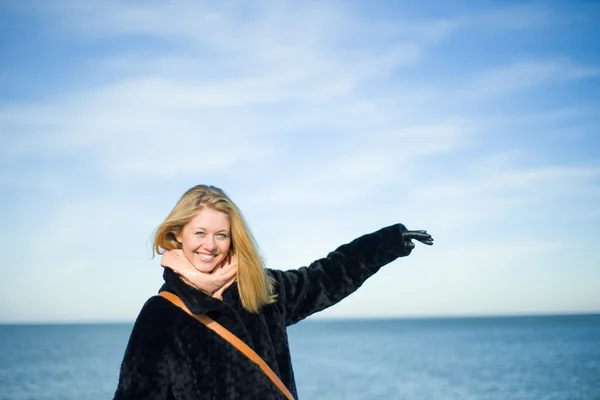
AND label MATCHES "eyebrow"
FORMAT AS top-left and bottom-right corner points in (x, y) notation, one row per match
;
(193, 227), (230, 233)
